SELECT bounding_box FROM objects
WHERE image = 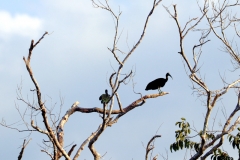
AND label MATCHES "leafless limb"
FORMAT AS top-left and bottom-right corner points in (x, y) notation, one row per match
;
(80, 1), (164, 158)
(72, 92), (167, 114)
(101, 152), (108, 159)
(235, 23), (240, 37)
(16, 81), (40, 111)
(165, 1), (240, 159)
(73, 128), (100, 160)
(204, 0), (240, 67)
(211, 107), (220, 131)
(18, 139), (31, 160)
(201, 93), (240, 159)
(67, 144), (77, 158)
(0, 119), (36, 133)
(192, 40), (211, 72)
(23, 32), (71, 160)
(41, 150), (54, 160)
(88, 124), (106, 160)
(56, 101), (79, 159)
(121, 0), (163, 65)
(145, 135), (161, 160)
(149, 124), (163, 159)
(159, 148), (168, 160)
(92, 0), (123, 65)
(108, 92), (168, 126)
(11, 0), (168, 159)
(152, 154), (158, 160)
(115, 92), (124, 112)
(108, 70), (133, 117)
